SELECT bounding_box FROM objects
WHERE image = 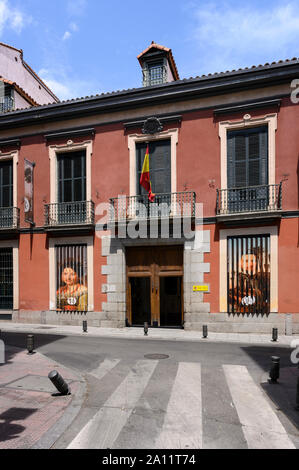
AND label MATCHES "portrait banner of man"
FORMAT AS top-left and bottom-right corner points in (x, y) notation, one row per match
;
(228, 235), (270, 314)
(24, 159), (35, 225)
